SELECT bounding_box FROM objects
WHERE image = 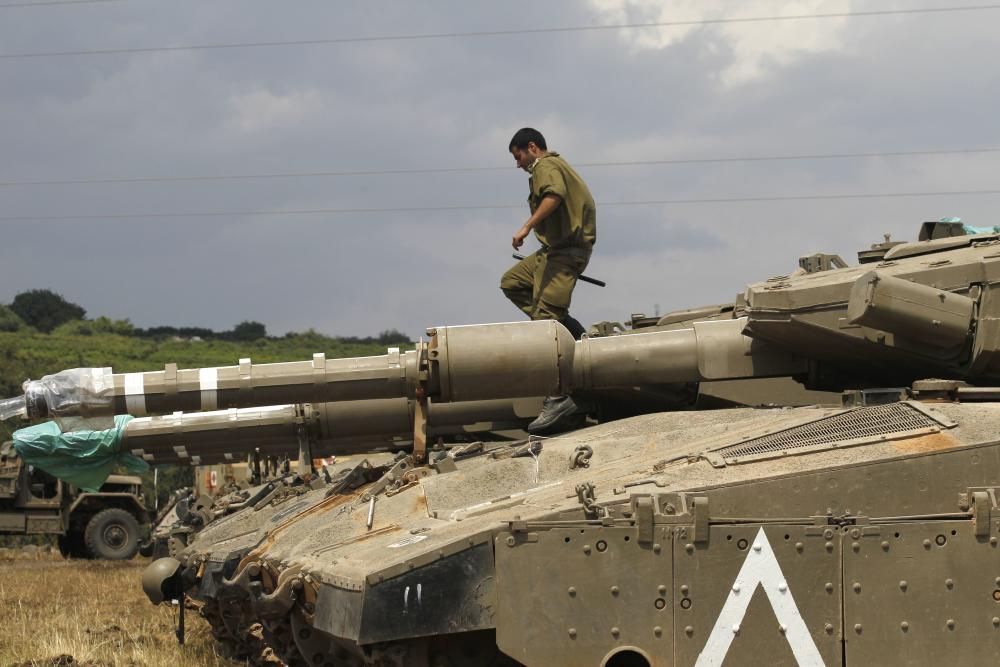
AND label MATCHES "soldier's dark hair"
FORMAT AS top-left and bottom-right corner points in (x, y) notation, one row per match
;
(509, 128), (547, 151)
